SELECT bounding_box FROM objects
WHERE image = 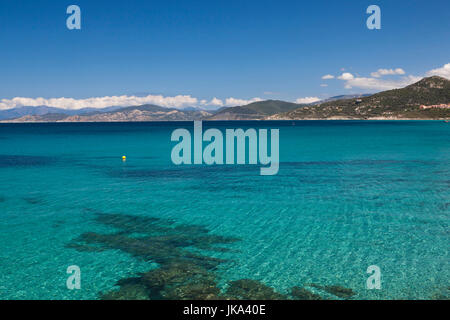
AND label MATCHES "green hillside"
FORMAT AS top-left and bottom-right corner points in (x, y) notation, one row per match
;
(277, 76), (450, 120)
(210, 100), (301, 119)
